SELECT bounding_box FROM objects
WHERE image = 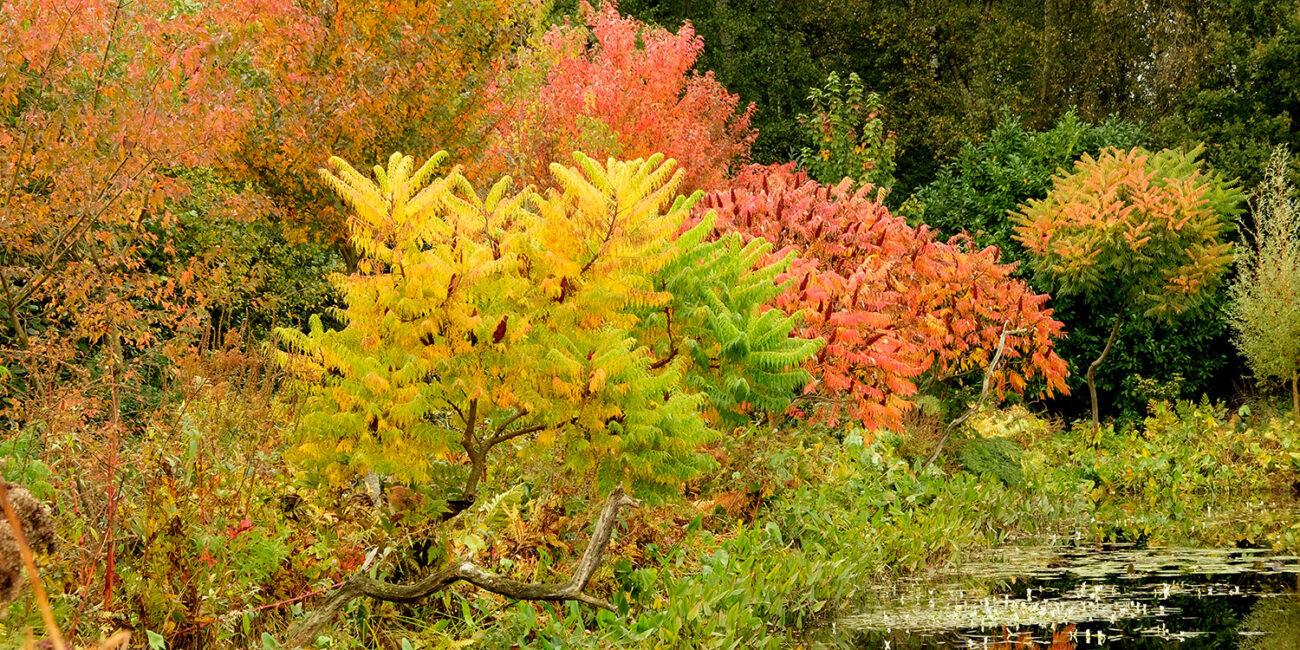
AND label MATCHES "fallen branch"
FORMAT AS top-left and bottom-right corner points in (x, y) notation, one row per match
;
(288, 487), (640, 647)
(926, 323), (1025, 469)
